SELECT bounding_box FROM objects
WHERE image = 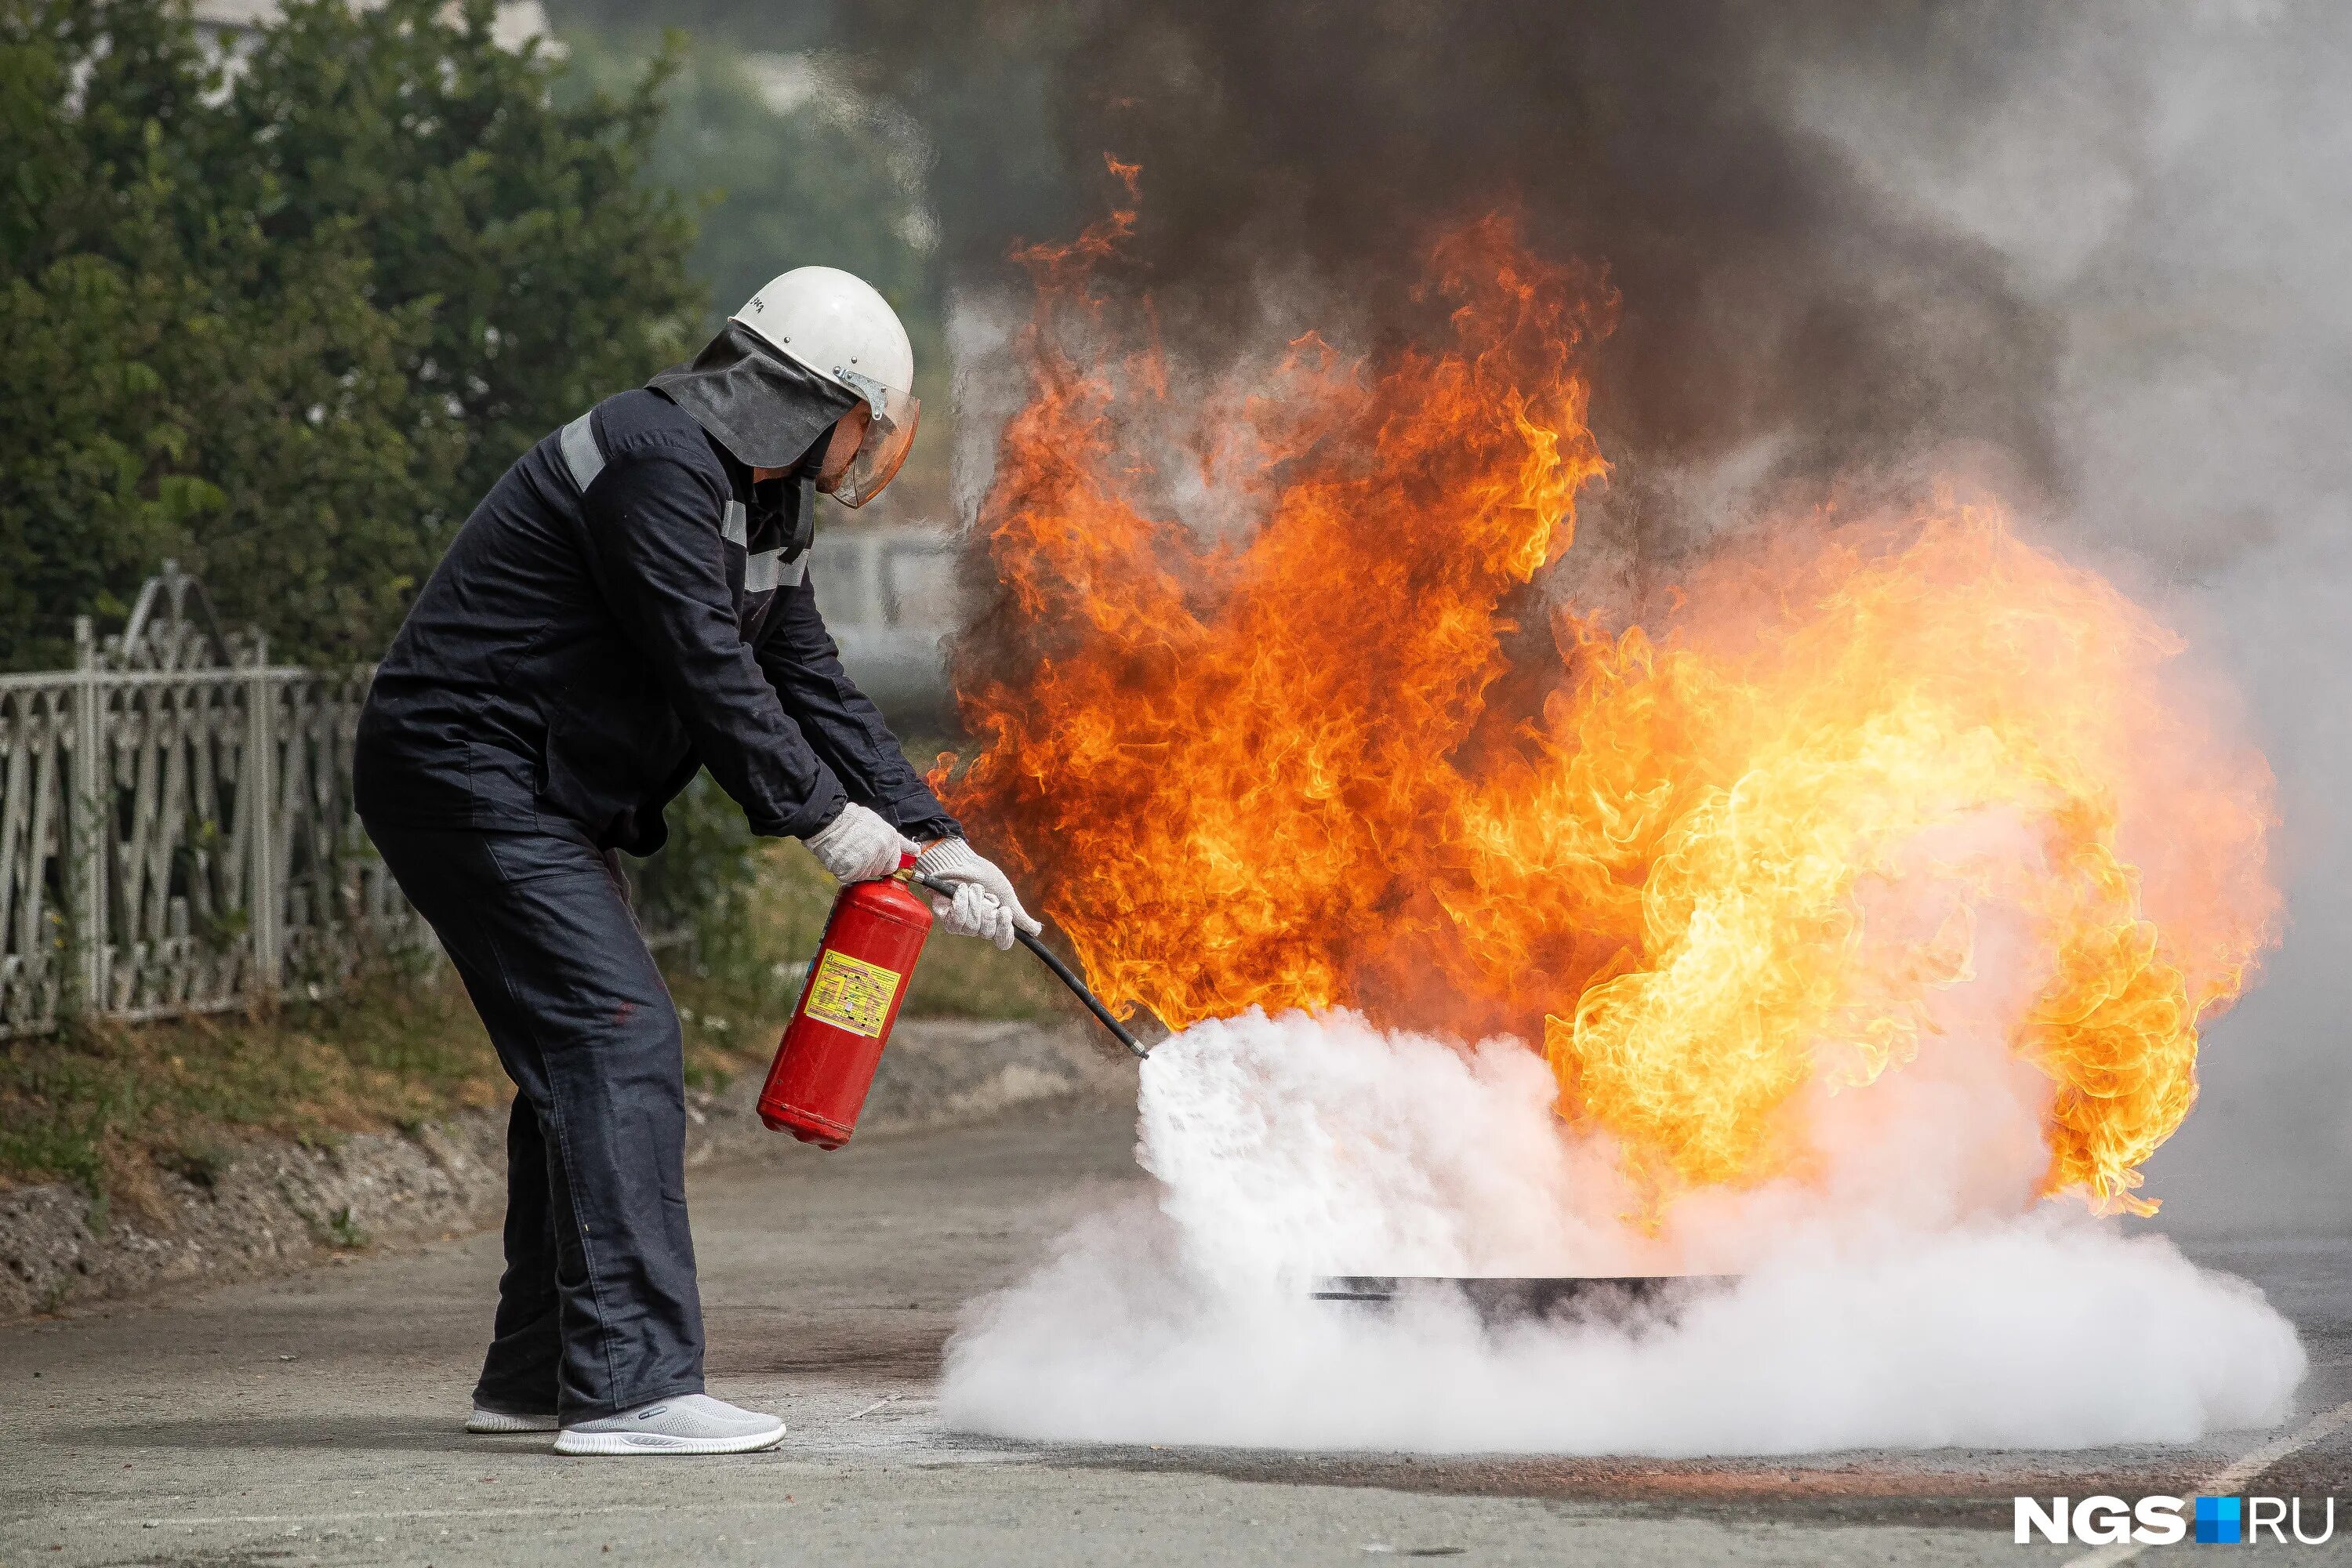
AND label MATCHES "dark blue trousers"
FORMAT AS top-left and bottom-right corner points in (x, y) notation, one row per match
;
(365, 823), (706, 1423)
